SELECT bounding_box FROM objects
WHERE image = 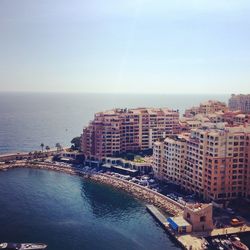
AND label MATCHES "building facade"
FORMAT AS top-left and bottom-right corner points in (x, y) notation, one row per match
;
(229, 94), (250, 113)
(183, 203), (213, 232)
(184, 100), (228, 118)
(152, 140), (164, 179)
(103, 156), (152, 174)
(153, 124), (250, 202)
(81, 108), (179, 160)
